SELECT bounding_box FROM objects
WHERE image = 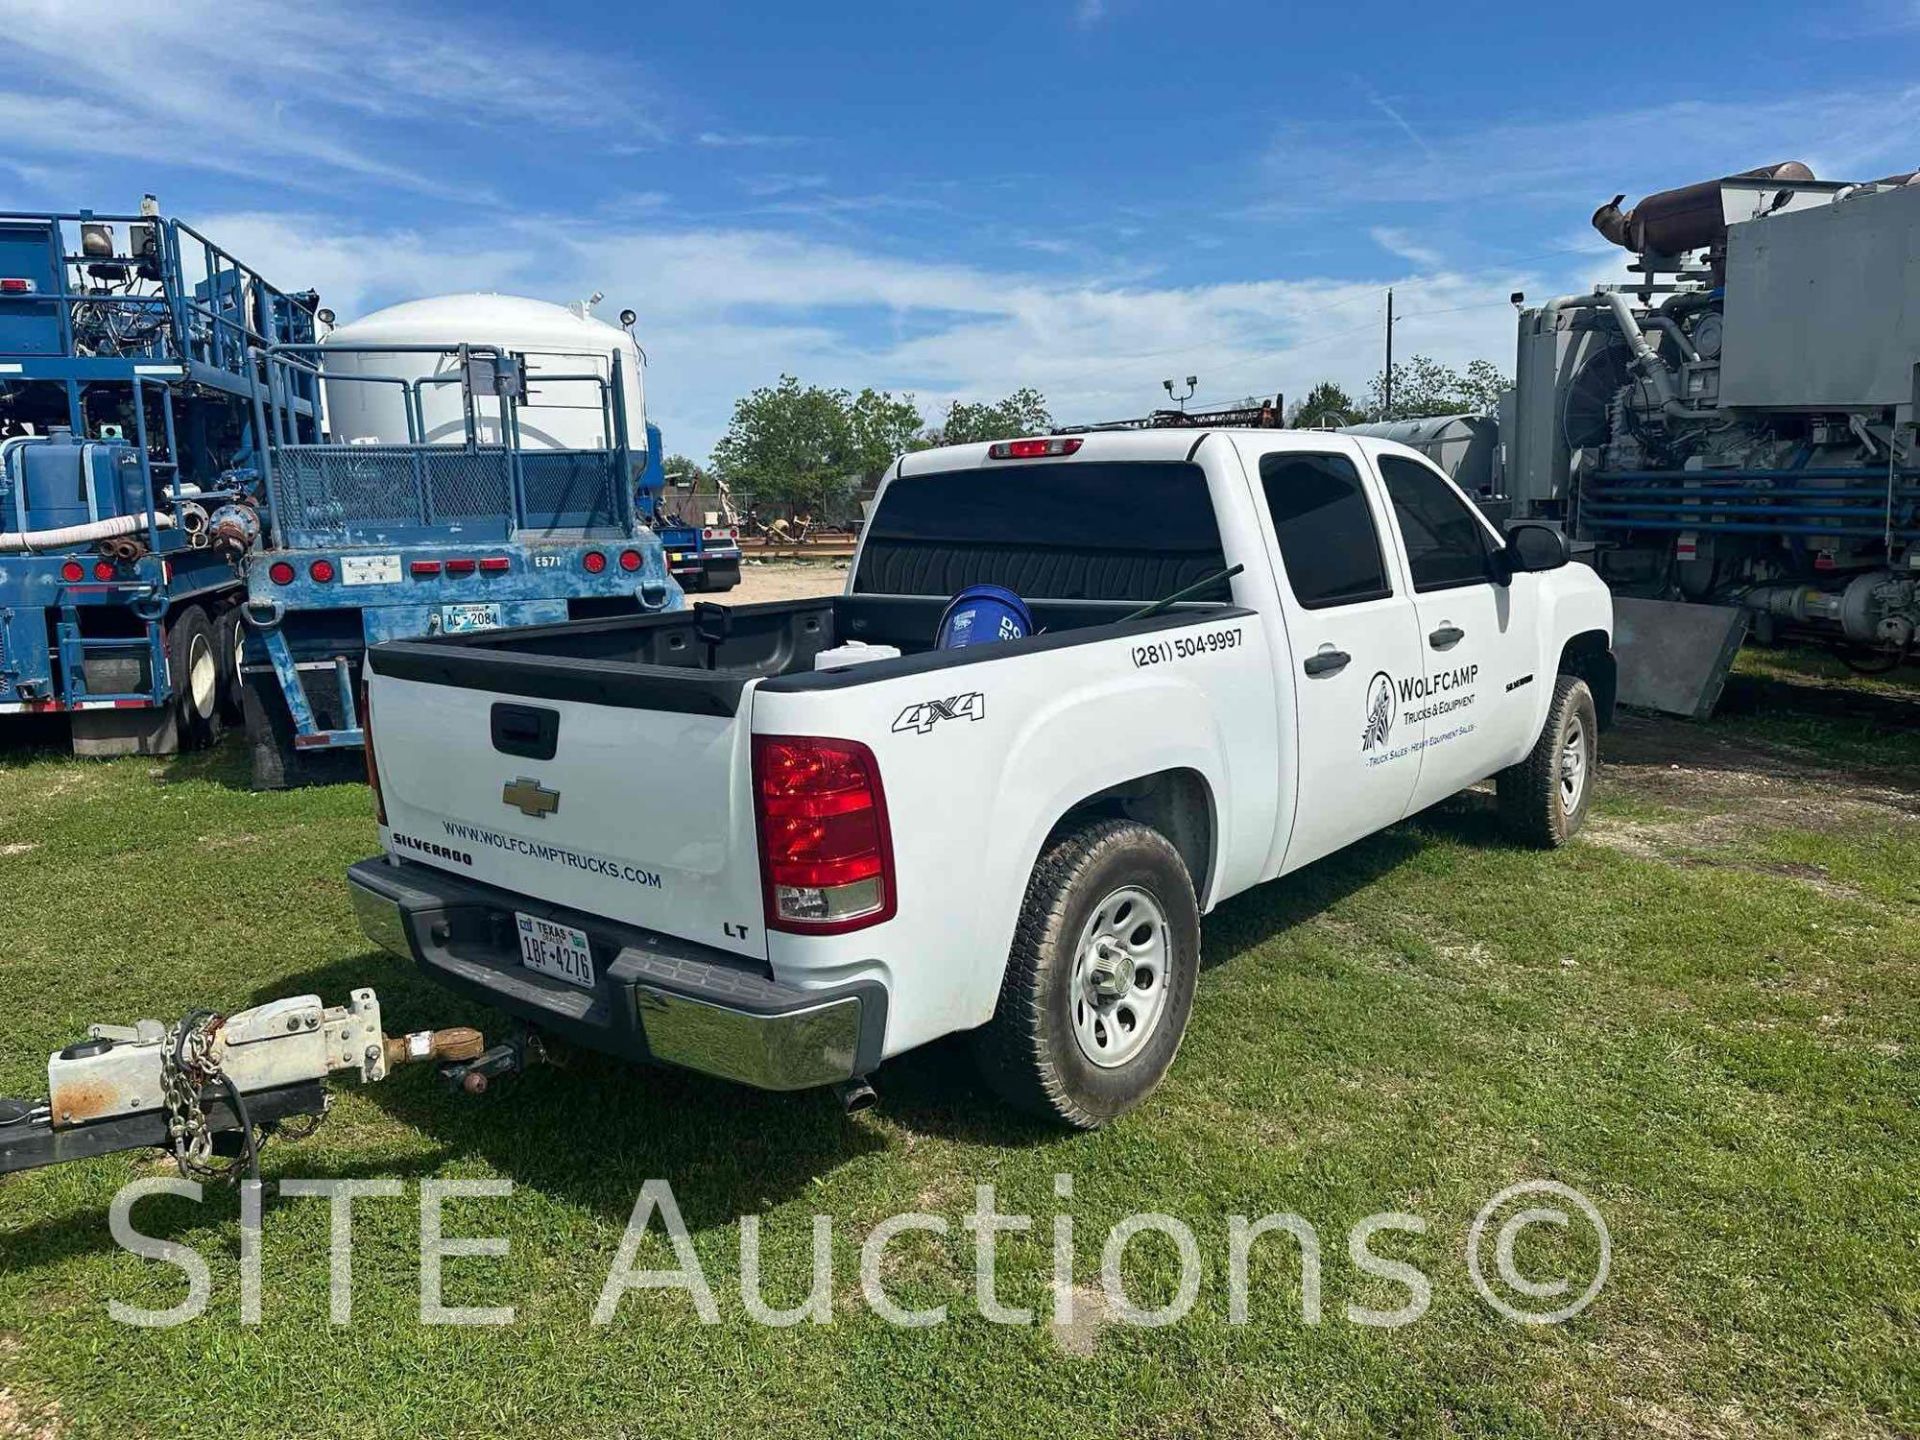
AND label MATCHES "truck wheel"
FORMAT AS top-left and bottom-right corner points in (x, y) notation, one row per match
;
(166, 604), (221, 750)
(1496, 674), (1597, 848)
(972, 819), (1200, 1128)
(214, 606), (247, 725)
